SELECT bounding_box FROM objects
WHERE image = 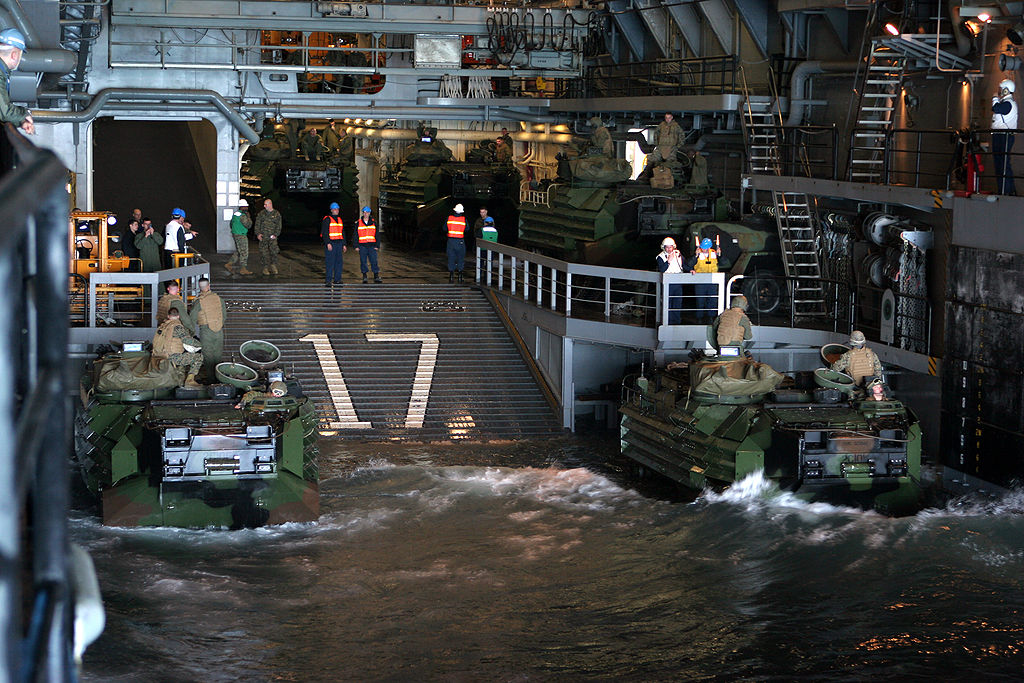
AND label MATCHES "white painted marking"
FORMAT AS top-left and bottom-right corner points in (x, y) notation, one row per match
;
(300, 333), (372, 429)
(366, 333), (439, 429)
